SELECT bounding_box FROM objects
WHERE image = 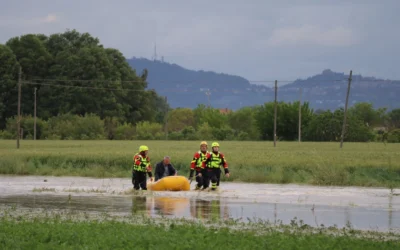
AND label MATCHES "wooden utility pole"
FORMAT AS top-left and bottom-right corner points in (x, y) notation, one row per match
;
(34, 87), (37, 140)
(17, 66), (22, 149)
(164, 96), (169, 140)
(273, 80), (278, 147)
(205, 90), (211, 107)
(298, 88), (302, 142)
(340, 70), (353, 148)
